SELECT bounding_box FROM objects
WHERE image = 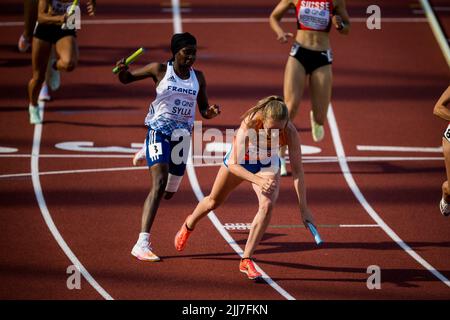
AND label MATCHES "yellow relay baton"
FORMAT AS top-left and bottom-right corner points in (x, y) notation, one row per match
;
(112, 47), (145, 74)
(68, 0), (79, 16)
